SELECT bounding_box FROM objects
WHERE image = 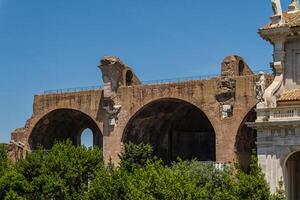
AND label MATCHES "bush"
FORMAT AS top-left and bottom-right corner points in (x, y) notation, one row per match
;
(0, 170), (30, 200)
(235, 154), (271, 200)
(1, 142), (277, 200)
(86, 166), (126, 200)
(124, 160), (201, 200)
(173, 161), (237, 200)
(30, 175), (70, 200)
(119, 142), (154, 172)
(16, 140), (103, 200)
(0, 144), (8, 177)
(16, 147), (45, 182)
(3, 190), (26, 200)
(271, 178), (287, 200)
